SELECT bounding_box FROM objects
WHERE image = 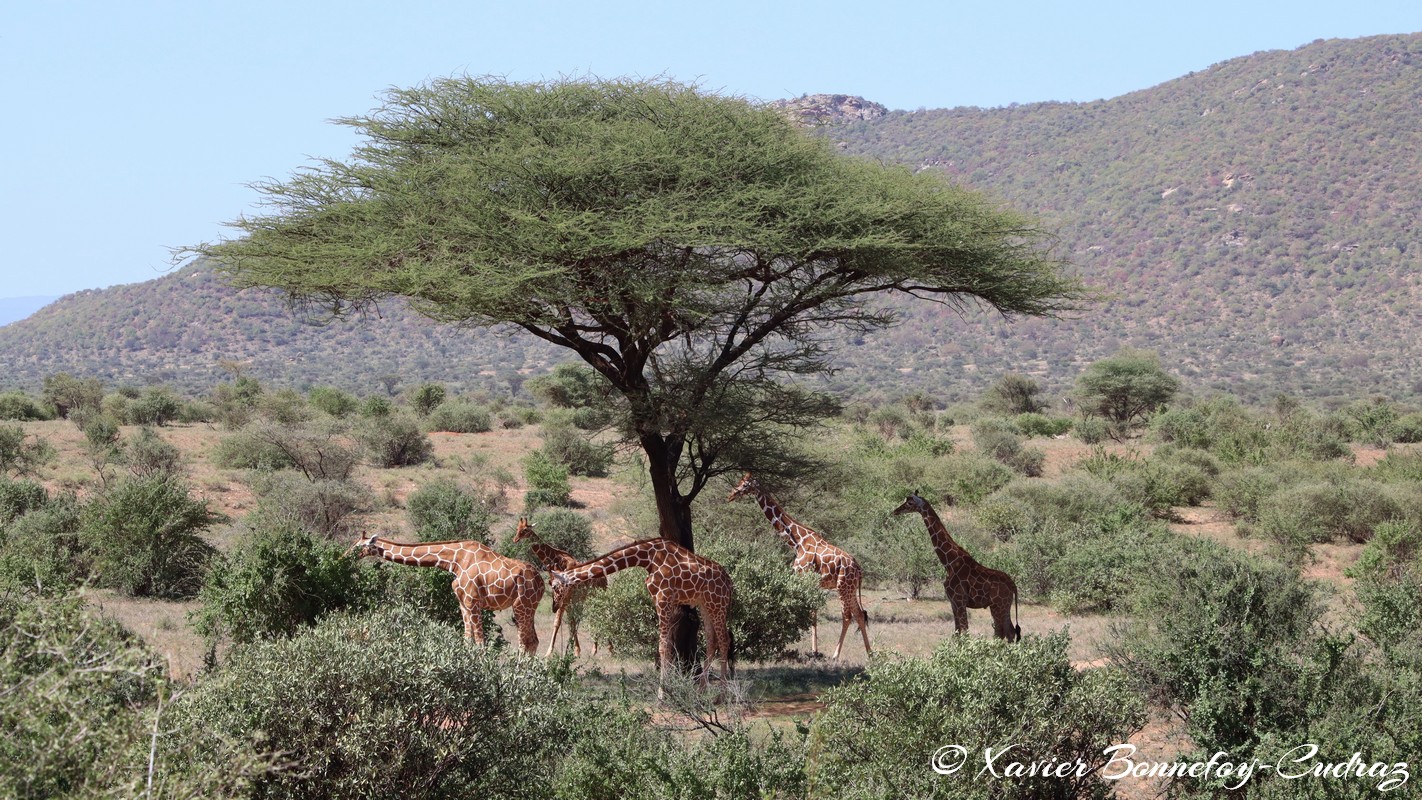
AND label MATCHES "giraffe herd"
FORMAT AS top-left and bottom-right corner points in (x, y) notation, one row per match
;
(348, 472), (1022, 691)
